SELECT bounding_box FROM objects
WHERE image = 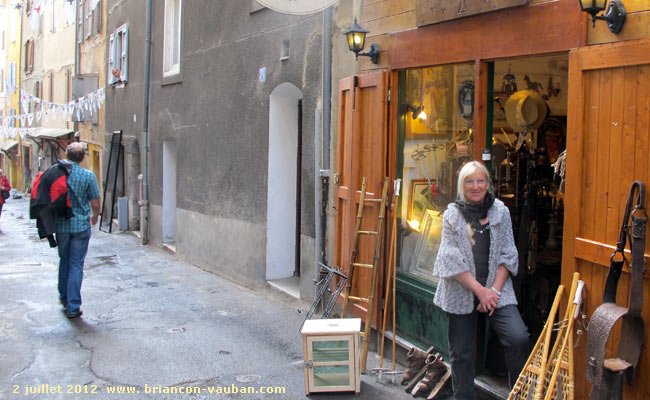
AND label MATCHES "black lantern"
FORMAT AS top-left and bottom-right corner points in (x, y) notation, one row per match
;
(343, 18), (379, 64)
(579, 0), (626, 33)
